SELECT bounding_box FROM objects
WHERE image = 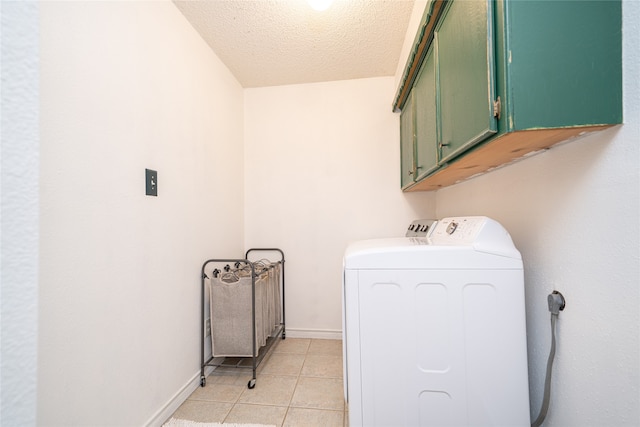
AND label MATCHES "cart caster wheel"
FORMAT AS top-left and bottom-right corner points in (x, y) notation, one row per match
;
(247, 379), (256, 389)
(200, 377), (206, 387)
